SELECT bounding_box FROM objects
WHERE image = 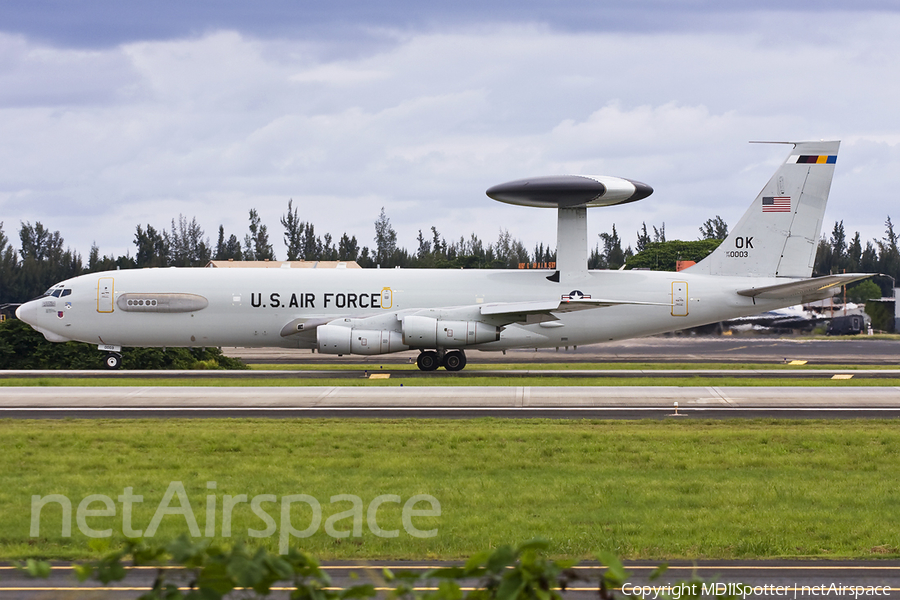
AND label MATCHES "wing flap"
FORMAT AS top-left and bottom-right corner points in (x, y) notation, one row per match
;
(479, 297), (670, 325)
(480, 298), (668, 315)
